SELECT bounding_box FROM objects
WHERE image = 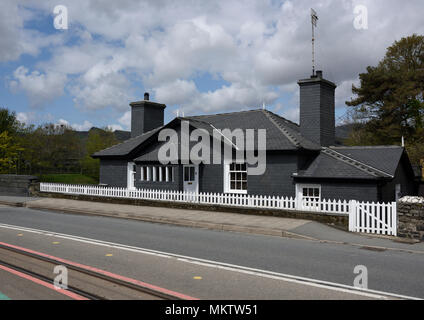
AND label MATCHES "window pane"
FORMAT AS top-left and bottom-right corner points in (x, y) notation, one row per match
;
(190, 167), (195, 181)
(236, 172), (241, 180)
(303, 188), (307, 197)
(308, 188), (314, 197)
(230, 163), (235, 171)
(143, 167), (148, 181)
(230, 172), (236, 180)
(242, 182), (247, 190)
(231, 181), (236, 189)
(241, 163), (247, 171)
(184, 167), (189, 181)
(314, 188), (319, 197)
(241, 172), (247, 181)
(168, 167), (173, 182)
(236, 181), (241, 190)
